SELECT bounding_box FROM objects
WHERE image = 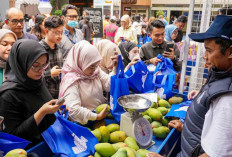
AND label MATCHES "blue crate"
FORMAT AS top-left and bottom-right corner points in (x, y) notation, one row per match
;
(27, 92), (187, 156)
